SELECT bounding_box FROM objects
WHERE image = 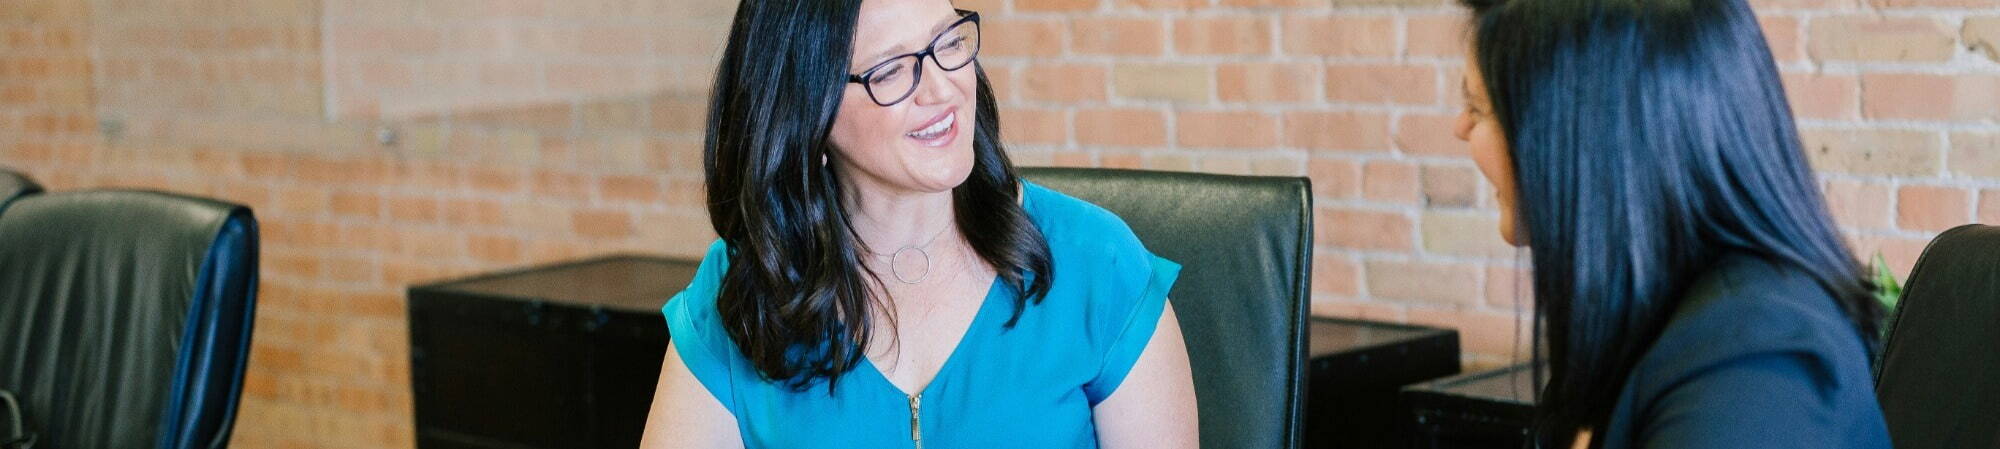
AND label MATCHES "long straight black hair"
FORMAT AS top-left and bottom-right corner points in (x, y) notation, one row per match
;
(701, 0), (1053, 393)
(1458, 0), (1884, 446)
